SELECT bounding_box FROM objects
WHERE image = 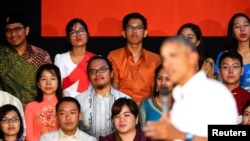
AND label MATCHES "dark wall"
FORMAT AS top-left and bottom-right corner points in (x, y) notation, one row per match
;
(0, 0), (227, 62)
